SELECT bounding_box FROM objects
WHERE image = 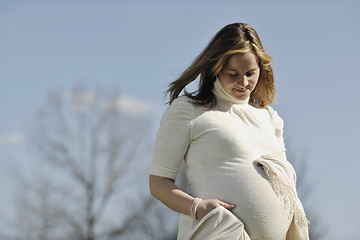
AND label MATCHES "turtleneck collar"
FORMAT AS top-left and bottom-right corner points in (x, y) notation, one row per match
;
(212, 76), (250, 105)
